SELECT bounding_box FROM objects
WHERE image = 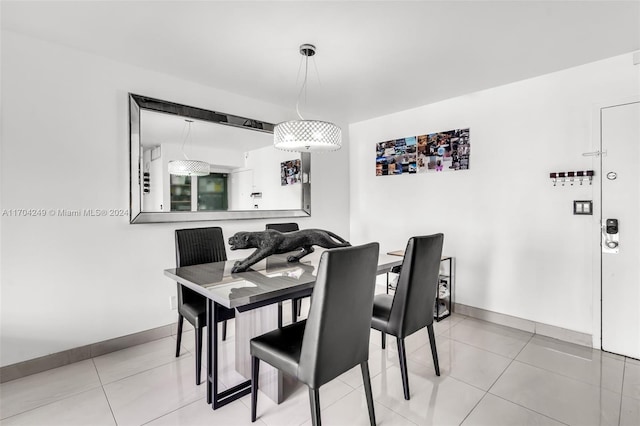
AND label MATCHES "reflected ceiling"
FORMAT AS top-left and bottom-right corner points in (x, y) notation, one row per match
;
(141, 110), (273, 152)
